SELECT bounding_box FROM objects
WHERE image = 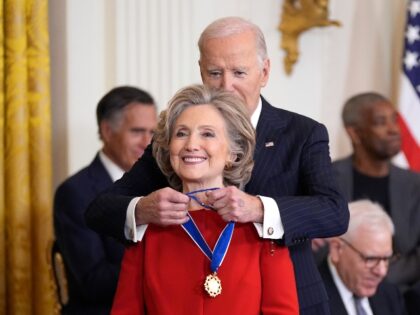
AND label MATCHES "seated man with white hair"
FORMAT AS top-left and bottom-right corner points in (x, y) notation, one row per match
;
(318, 200), (407, 315)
